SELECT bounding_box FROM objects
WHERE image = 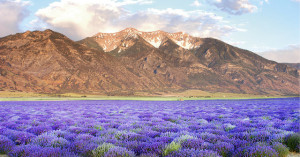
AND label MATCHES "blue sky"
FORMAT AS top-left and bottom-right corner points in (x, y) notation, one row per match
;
(0, 0), (299, 62)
